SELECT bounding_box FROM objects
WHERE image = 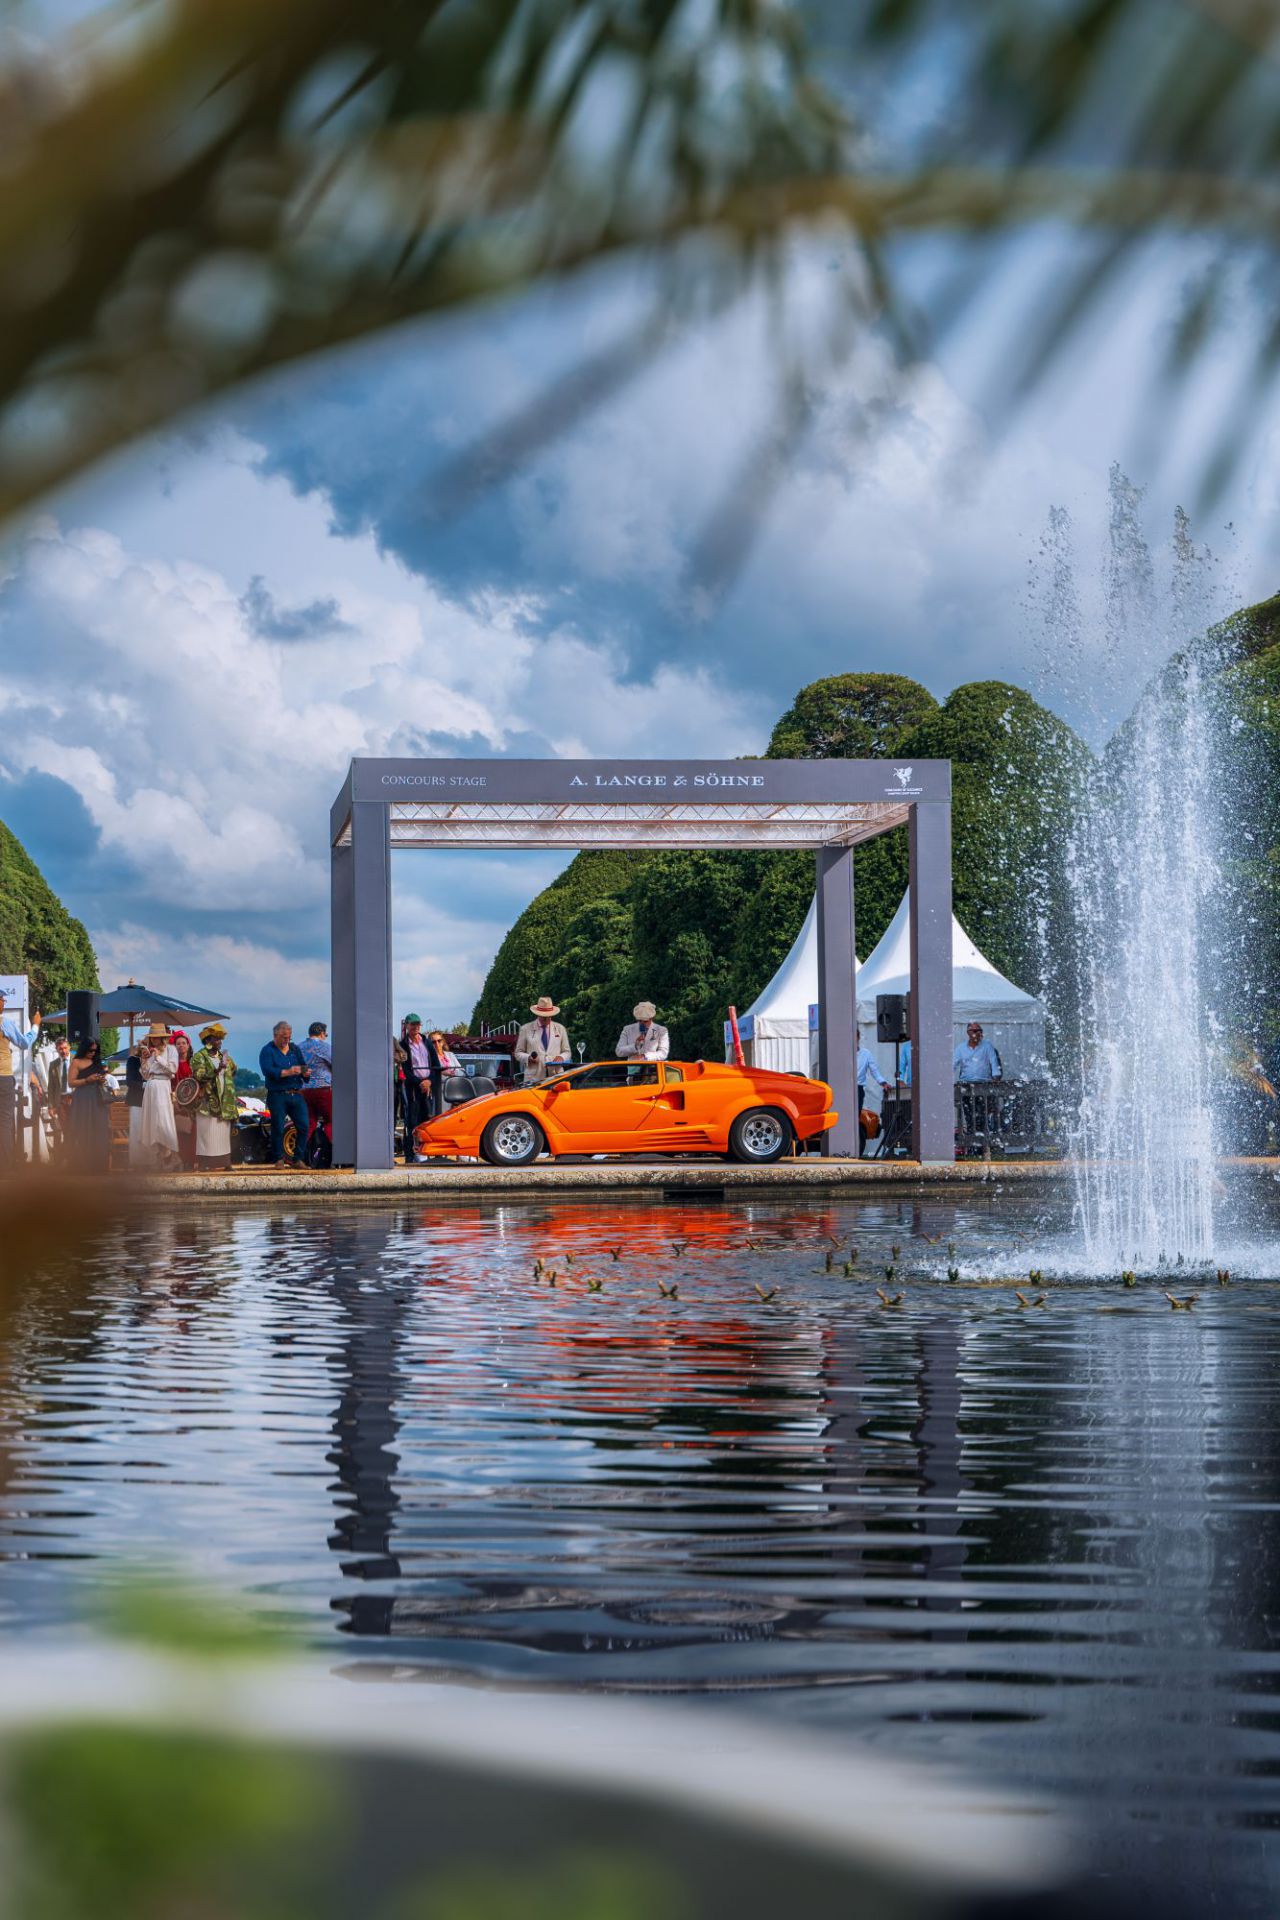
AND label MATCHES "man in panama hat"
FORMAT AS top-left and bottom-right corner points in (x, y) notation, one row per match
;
(616, 1001), (669, 1063)
(515, 997), (572, 1085)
